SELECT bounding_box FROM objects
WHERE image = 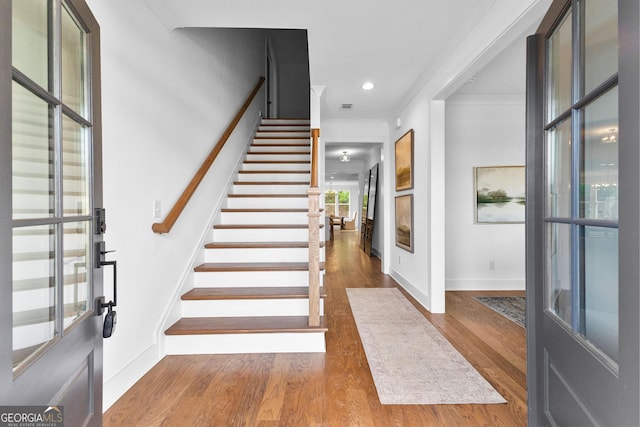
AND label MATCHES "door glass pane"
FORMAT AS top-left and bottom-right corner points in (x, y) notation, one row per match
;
(63, 221), (90, 329)
(547, 223), (572, 326)
(13, 225), (56, 370)
(12, 0), (50, 91)
(547, 10), (573, 121)
(63, 115), (89, 215)
(581, 88), (618, 220)
(584, 0), (618, 94)
(12, 82), (55, 220)
(61, 4), (87, 117)
(546, 119), (572, 218)
(582, 226), (618, 362)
